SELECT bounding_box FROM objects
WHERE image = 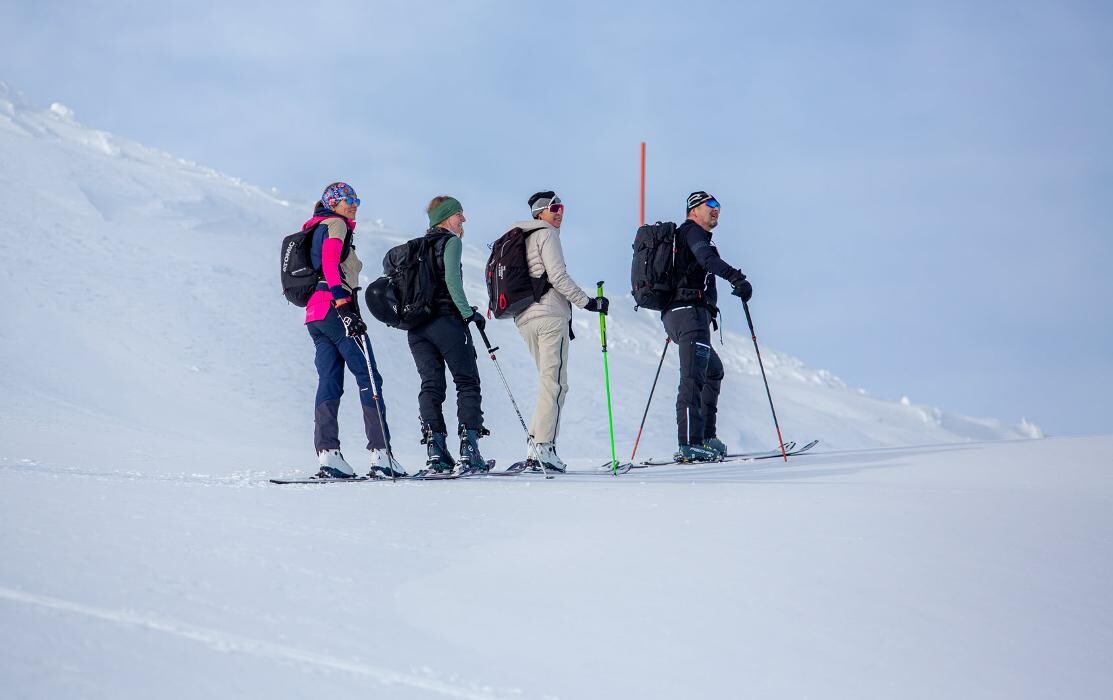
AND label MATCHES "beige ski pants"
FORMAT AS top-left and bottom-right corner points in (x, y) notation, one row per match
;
(517, 315), (571, 444)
